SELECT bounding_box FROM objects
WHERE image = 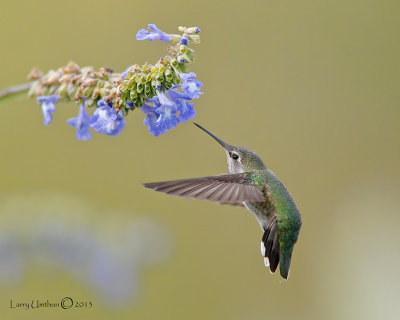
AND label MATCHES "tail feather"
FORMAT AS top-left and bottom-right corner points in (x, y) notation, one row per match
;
(261, 217), (280, 276)
(269, 232), (280, 273)
(279, 247), (293, 280)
